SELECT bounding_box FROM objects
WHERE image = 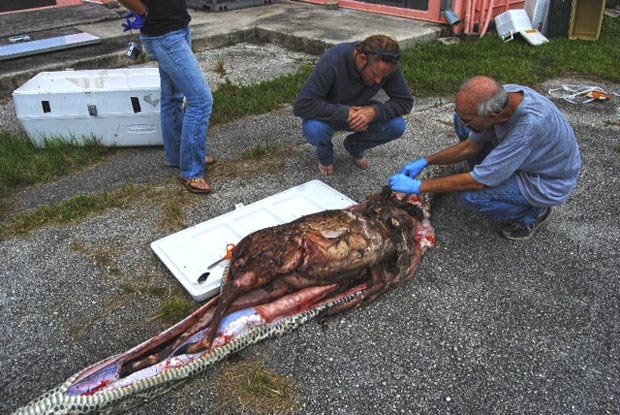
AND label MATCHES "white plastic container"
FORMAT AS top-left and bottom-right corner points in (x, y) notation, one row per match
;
(151, 180), (356, 301)
(13, 68), (162, 147)
(495, 9), (548, 46)
(495, 9), (534, 40)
